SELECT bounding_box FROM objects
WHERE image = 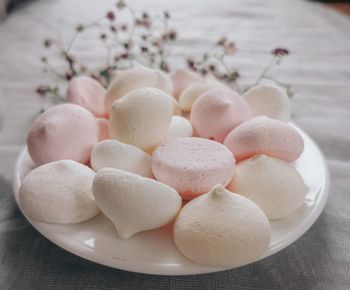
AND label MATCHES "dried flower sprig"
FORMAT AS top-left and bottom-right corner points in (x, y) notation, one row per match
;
(186, 38), (293, 96)
(36, 85), (65, 112)
(36, 0), (293, 110)
(37, 0), (178, 109)
(186, 37), (241, 93)
(254, 48), (293, 97)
